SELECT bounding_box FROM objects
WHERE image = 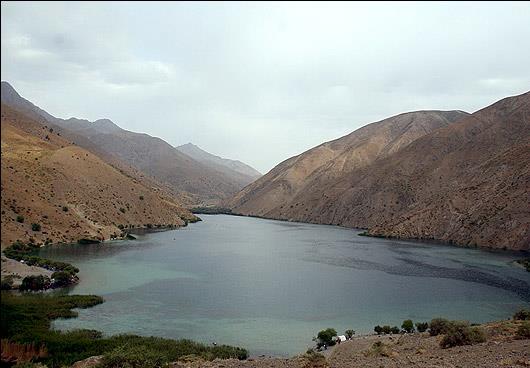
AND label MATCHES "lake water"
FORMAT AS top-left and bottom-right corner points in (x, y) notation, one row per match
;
(40, 215), (530, 356)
